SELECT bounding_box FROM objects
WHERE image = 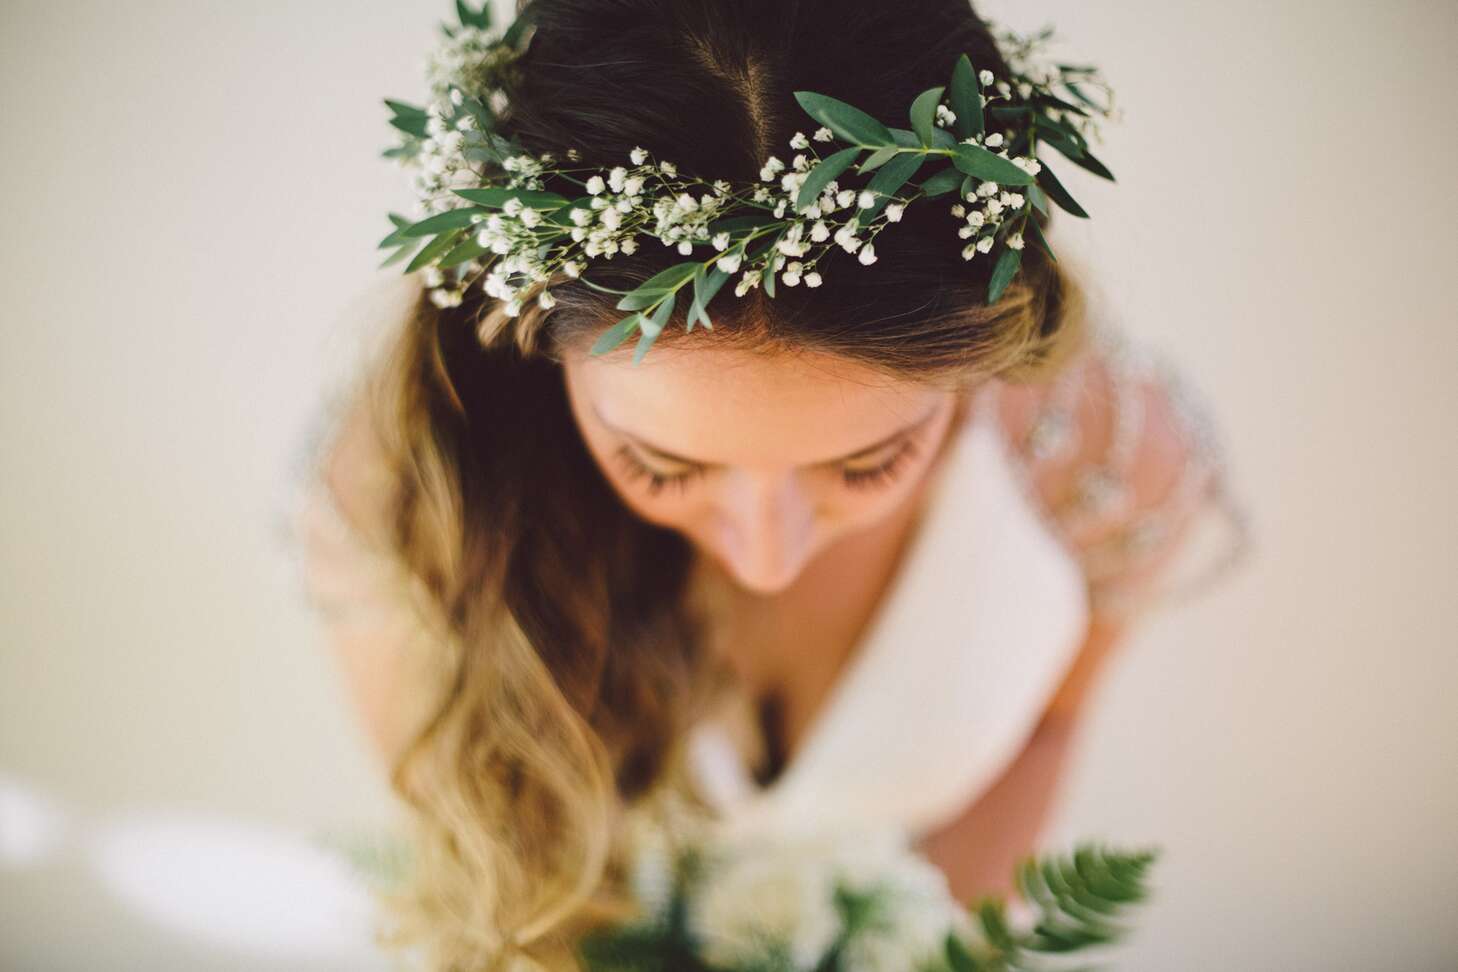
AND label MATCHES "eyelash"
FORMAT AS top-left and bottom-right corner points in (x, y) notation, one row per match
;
(611, 436), (923, 498)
